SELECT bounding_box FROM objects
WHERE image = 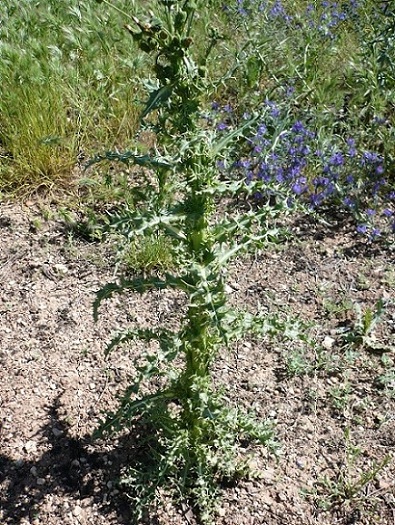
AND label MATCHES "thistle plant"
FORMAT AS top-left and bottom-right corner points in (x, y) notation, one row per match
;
(91, 0), (297, 522)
